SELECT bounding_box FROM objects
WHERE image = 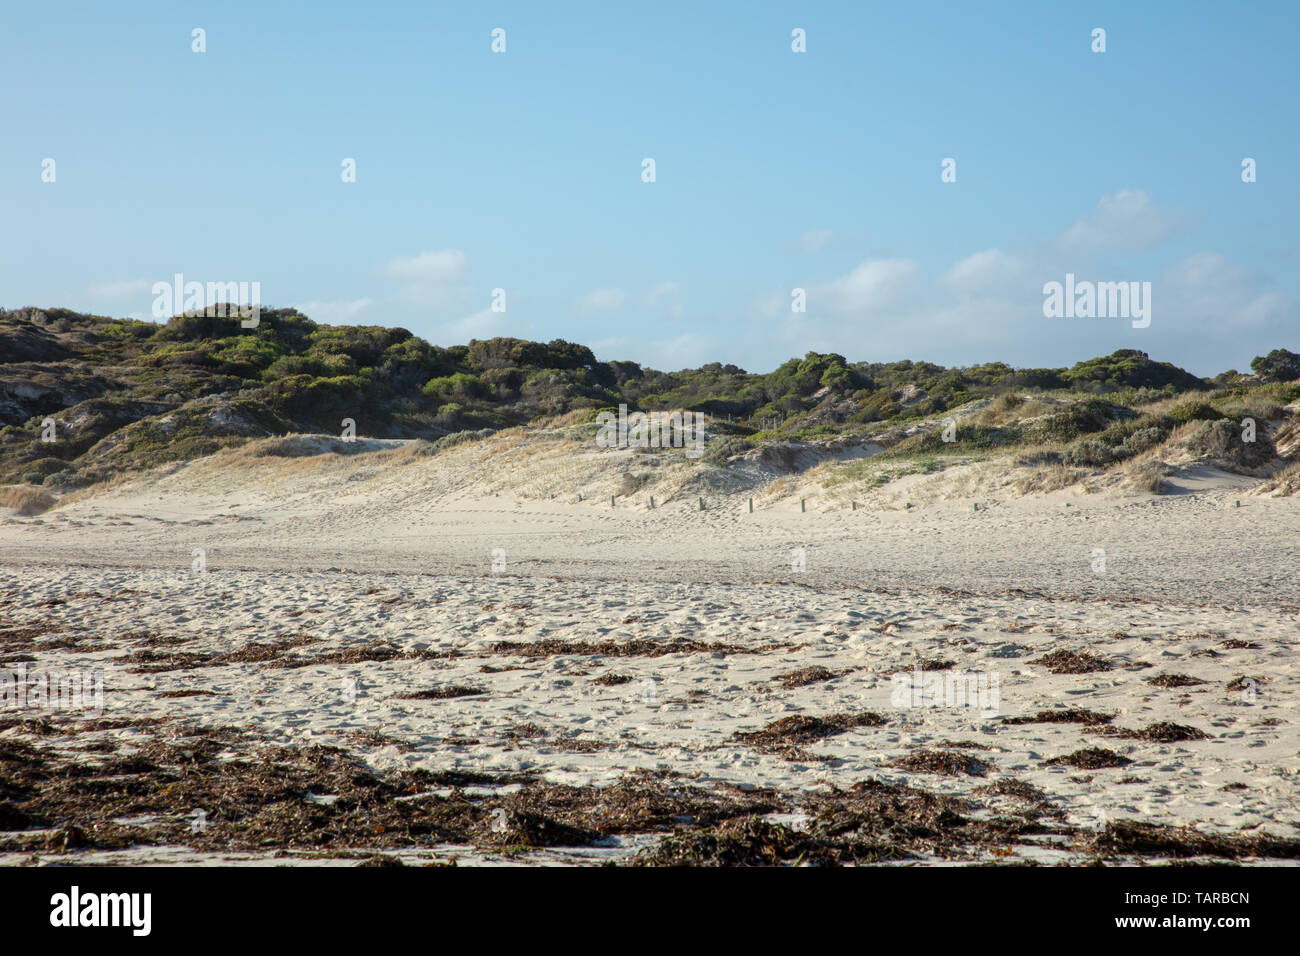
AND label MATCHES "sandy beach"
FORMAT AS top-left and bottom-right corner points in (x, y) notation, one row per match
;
(3, 430), (1297, 865)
